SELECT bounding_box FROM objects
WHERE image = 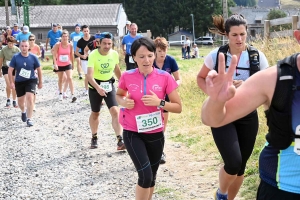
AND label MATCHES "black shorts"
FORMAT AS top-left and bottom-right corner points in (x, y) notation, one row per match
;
(1, 66), (15, 76)
(74, 53), (79, 59)
(88, 85), (118, 112)
(53, 64), (72, 72)
(125, 54), (136, 71)
(257, 180), (300, 200)
(15, 79), (37, 97)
